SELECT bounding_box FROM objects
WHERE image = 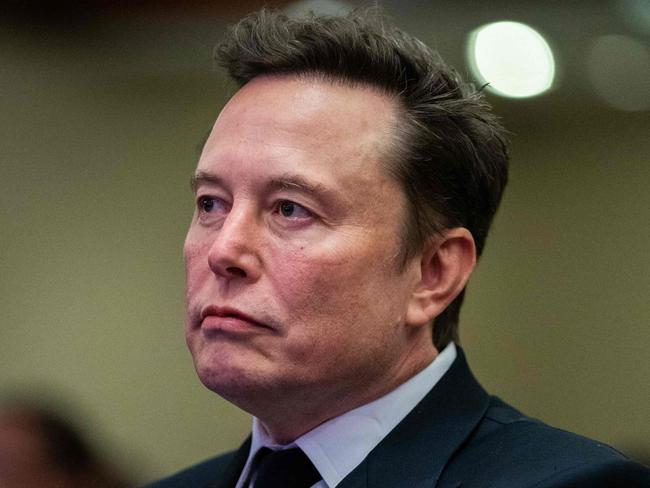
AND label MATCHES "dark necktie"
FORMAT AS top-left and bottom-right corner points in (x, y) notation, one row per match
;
(251, 447), (321, 488)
